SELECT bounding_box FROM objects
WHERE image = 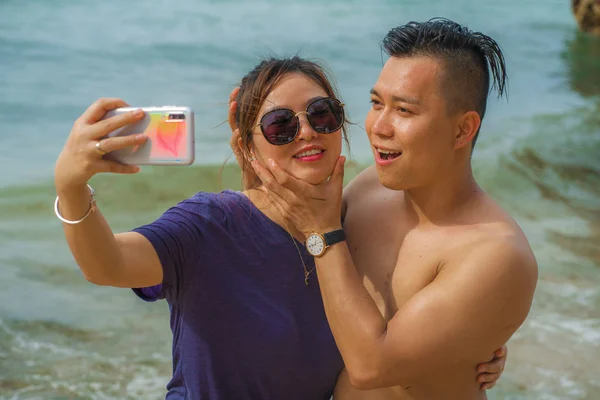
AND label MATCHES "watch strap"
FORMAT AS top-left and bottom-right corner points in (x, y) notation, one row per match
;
(323, 229), (346, 247)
